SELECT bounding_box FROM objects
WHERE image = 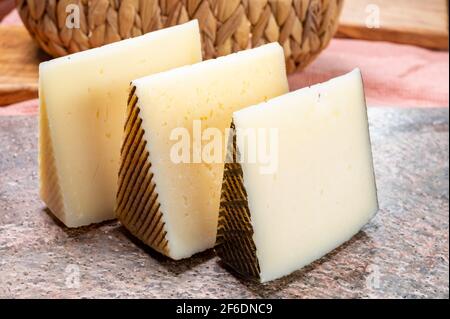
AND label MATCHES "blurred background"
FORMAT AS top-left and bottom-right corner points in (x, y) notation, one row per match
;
(0, 0), (448, 114)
